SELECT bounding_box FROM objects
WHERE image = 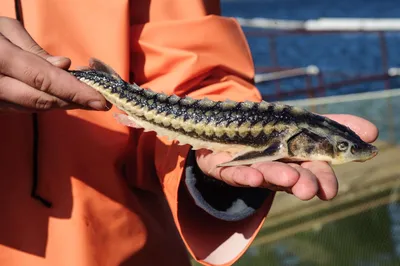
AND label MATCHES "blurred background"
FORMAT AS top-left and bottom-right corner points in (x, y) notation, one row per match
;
(195, 0), (400, 265)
